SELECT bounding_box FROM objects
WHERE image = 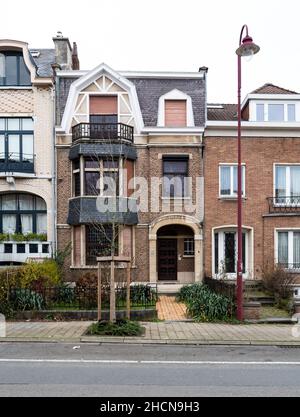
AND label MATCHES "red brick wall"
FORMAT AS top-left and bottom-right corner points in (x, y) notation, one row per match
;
(204, 135), (300, 281)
